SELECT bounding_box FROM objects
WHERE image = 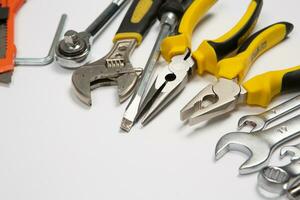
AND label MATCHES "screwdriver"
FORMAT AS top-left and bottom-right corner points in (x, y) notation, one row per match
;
(120, 0), (189, 132)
